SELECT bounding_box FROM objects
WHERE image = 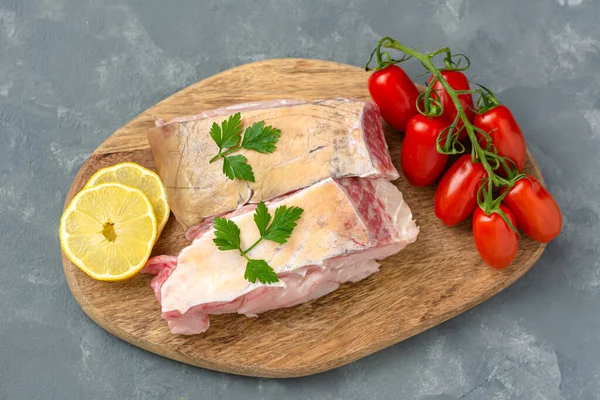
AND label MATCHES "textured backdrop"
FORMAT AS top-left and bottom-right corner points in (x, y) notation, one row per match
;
(1, 0), (599, 399)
